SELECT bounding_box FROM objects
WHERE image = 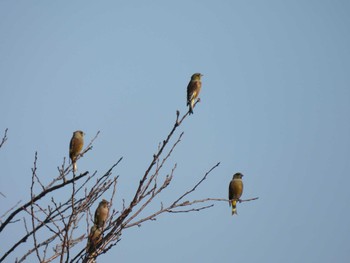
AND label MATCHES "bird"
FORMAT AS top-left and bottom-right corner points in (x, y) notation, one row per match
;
(94, 199), (109, 228)
(69, 130), (84, 172)
(187, 73), (203, 114)
(86, 225), (102, 254)
(228, 172), (244, 215)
